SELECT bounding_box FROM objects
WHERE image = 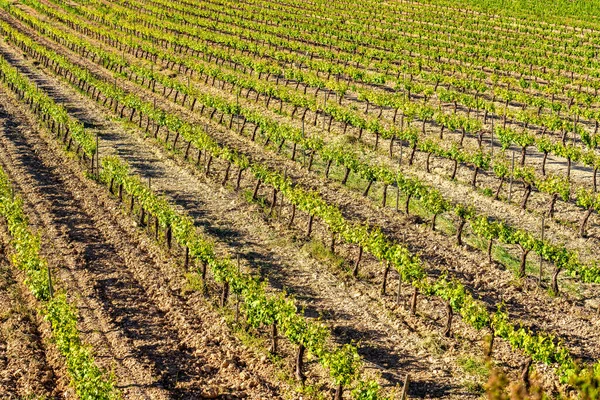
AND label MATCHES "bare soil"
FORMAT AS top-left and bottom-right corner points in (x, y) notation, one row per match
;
(0, 18), (509, 399)
(0, 86), (286, 399)
(0, 237), (64, 399)
(1, 2), (599, 398)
